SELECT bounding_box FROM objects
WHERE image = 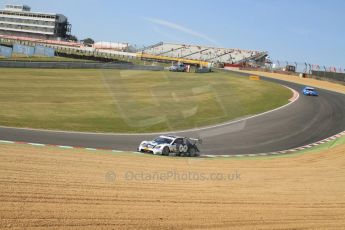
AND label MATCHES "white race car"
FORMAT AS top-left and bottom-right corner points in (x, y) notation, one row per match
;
(138, 135), (201, 157)
(168, 63), (187, 72)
